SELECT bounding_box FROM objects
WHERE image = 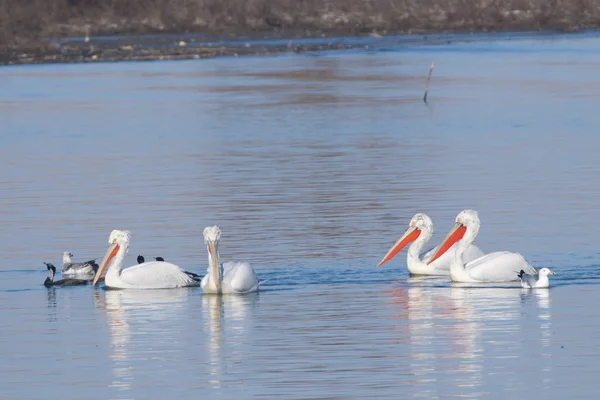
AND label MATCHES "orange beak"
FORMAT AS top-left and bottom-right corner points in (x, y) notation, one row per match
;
(377, 226), (421, 267)
(427, 222), (466, 265)
(93, 242), (120, 286)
